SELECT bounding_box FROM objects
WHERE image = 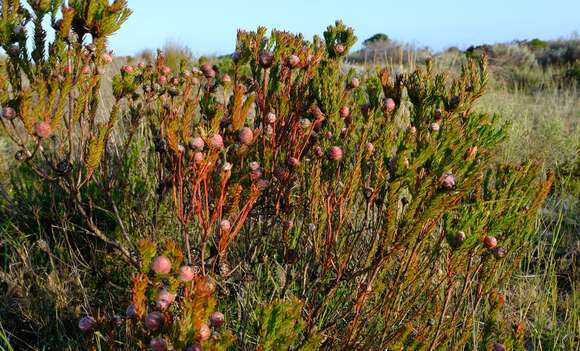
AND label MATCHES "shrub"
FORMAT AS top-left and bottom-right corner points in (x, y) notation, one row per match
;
(0, 2), (553, 350)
